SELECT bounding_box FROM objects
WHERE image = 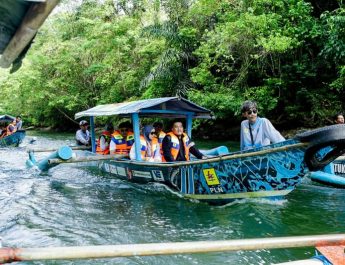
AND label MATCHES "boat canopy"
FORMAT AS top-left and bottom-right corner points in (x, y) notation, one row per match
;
(75, 97), (213, 119)
(75, 97), (213, 160)
(0, 114), (15, 123)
